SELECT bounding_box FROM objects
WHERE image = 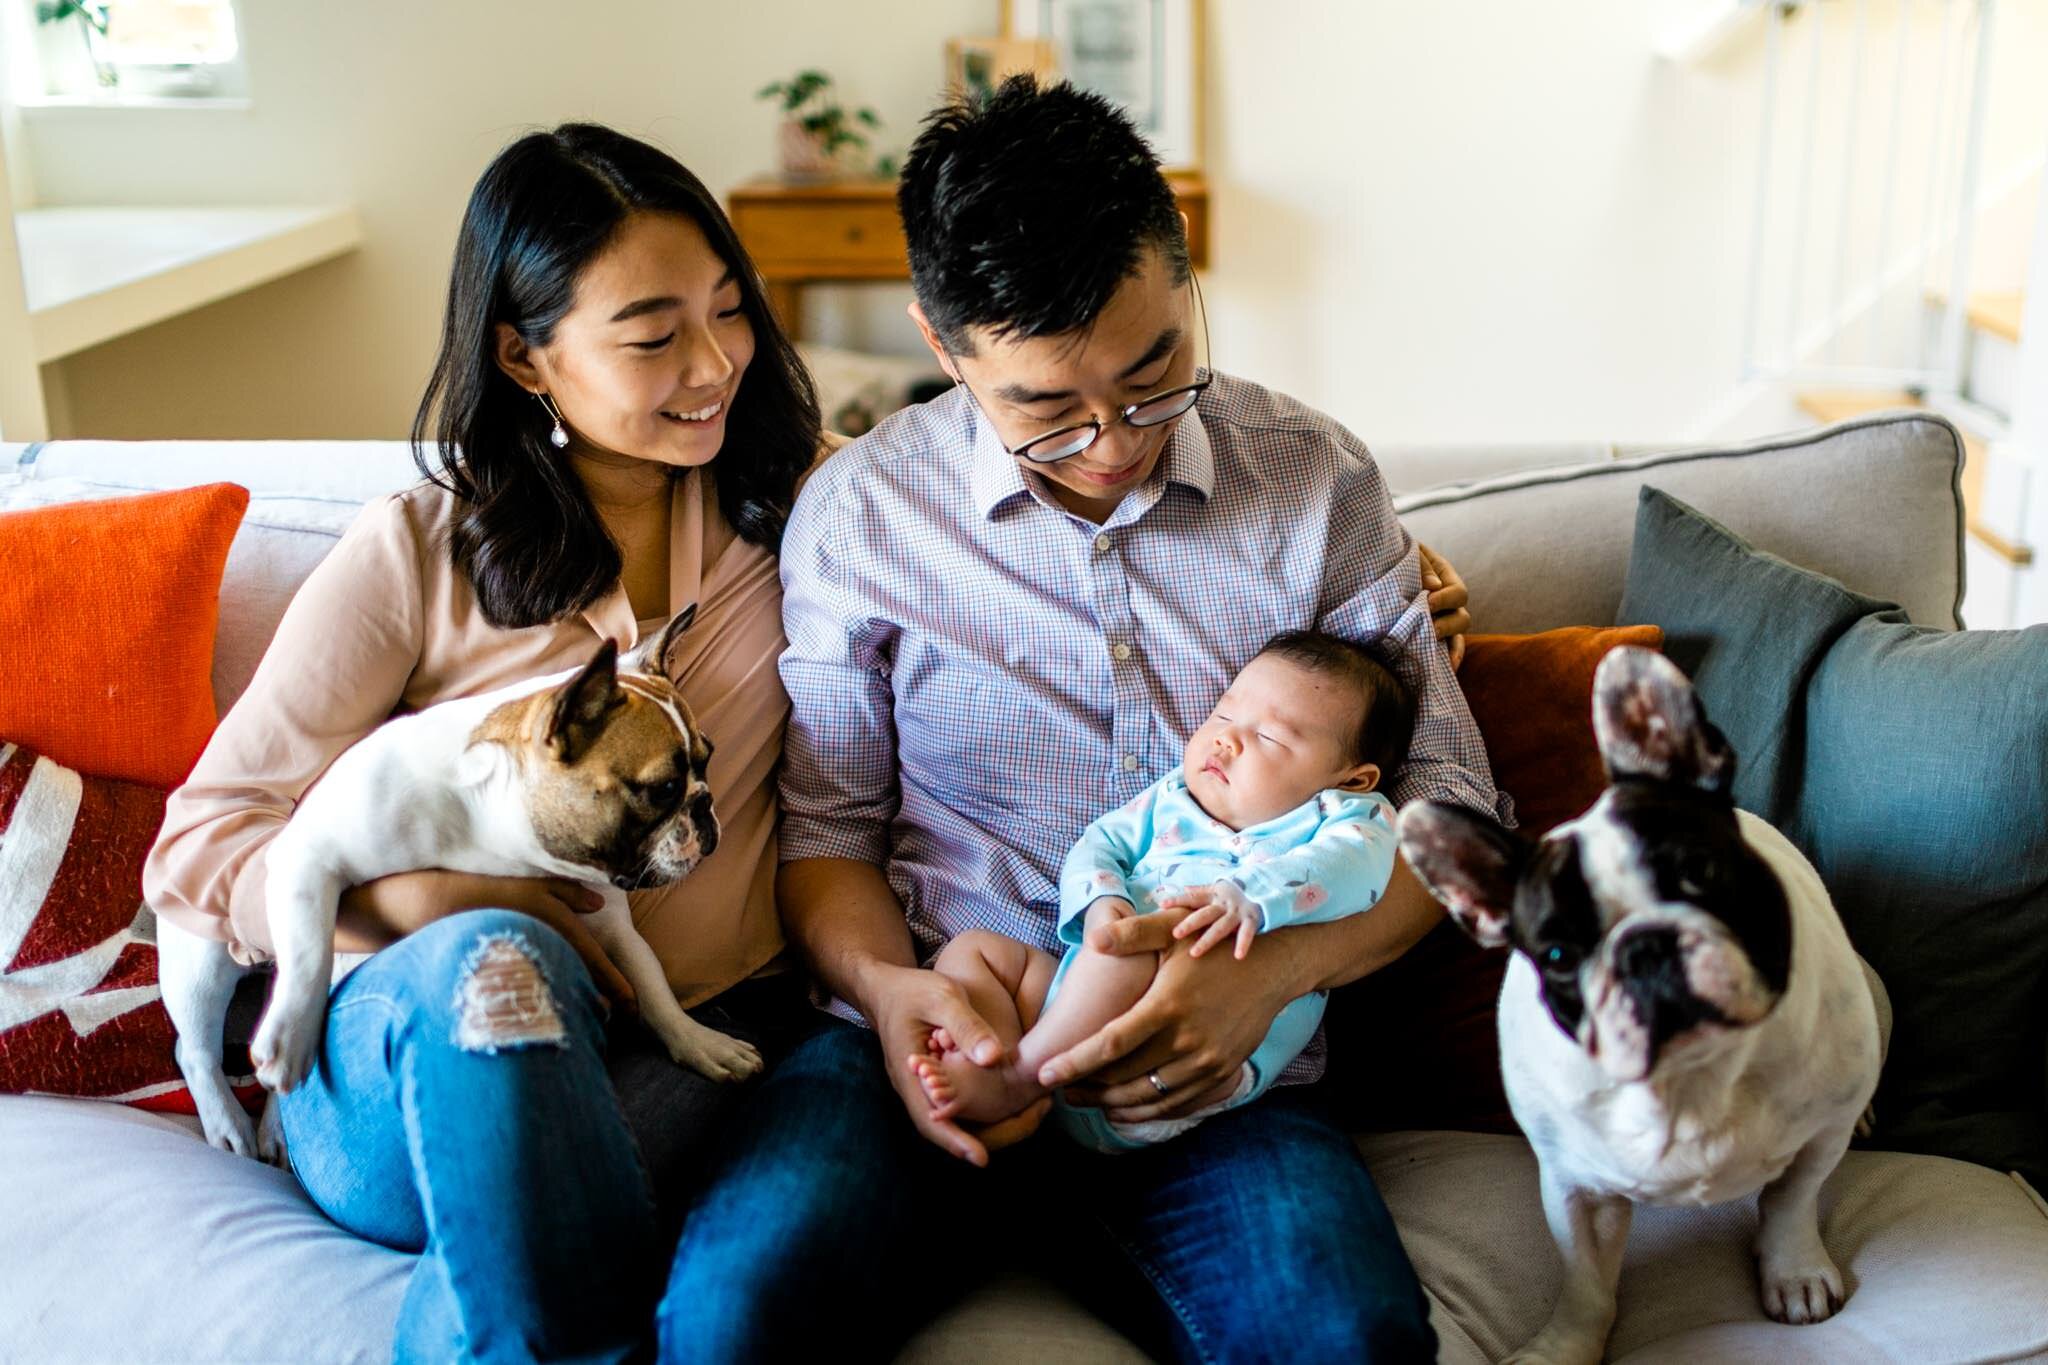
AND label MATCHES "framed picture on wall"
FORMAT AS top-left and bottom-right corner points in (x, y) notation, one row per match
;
(1002, 0), (1203, 170)
(945, 35), (1058, 106)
